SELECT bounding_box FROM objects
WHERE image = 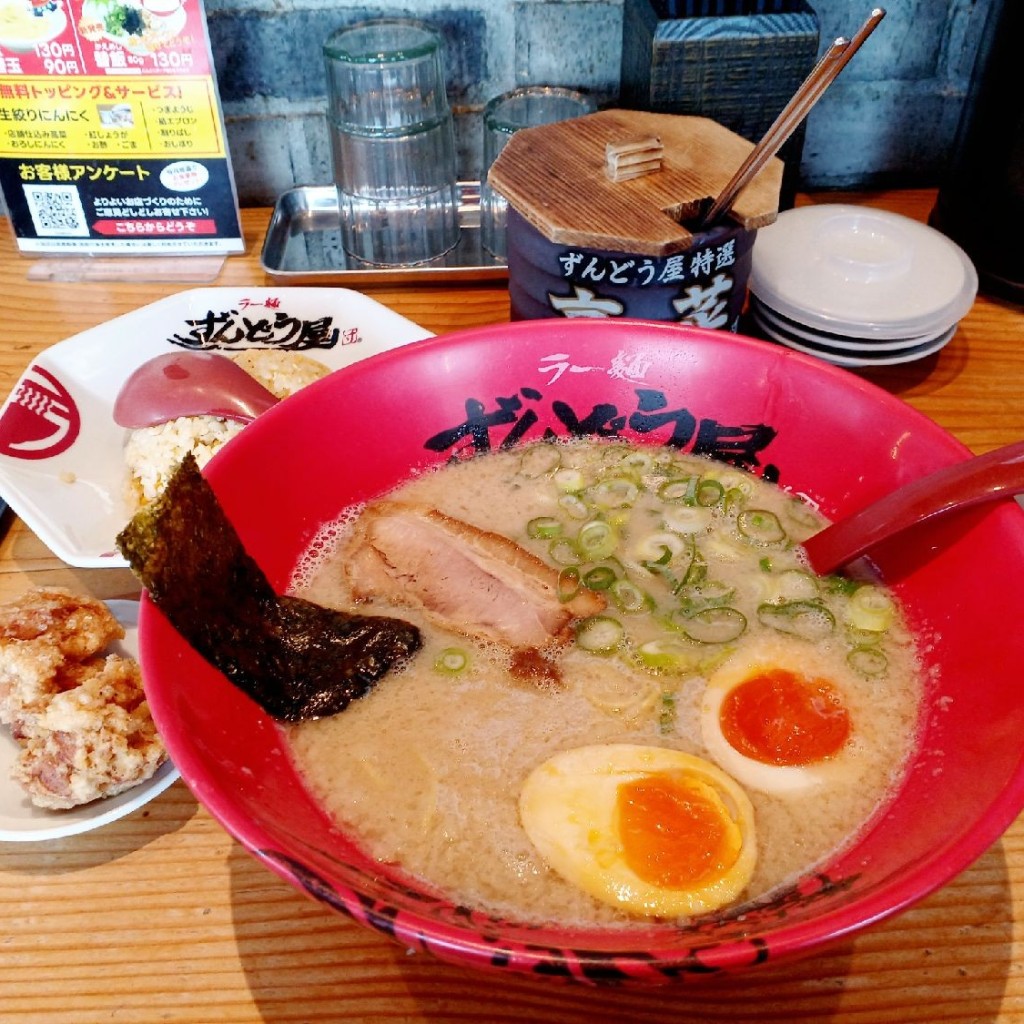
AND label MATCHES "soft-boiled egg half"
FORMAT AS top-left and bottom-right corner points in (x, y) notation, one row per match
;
(700, 637), (856, 795)
(518, 744), (756, 918)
